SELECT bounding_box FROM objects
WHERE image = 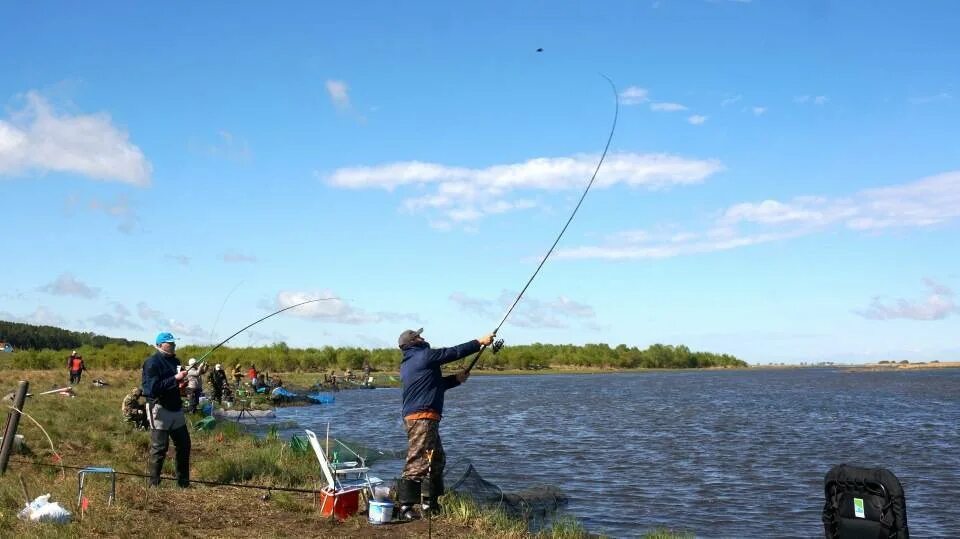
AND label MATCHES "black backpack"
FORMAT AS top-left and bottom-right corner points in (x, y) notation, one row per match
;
(822, 464), (909, 539)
